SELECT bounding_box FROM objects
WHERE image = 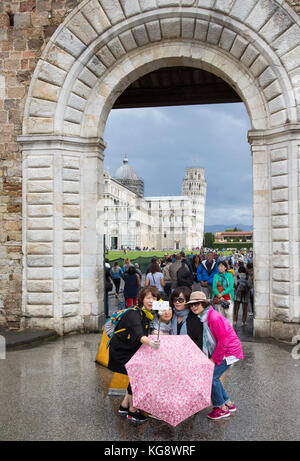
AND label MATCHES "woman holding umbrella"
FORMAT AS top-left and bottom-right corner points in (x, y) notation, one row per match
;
(186, 291), (243, 420)
(108, 286), (160, 423)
